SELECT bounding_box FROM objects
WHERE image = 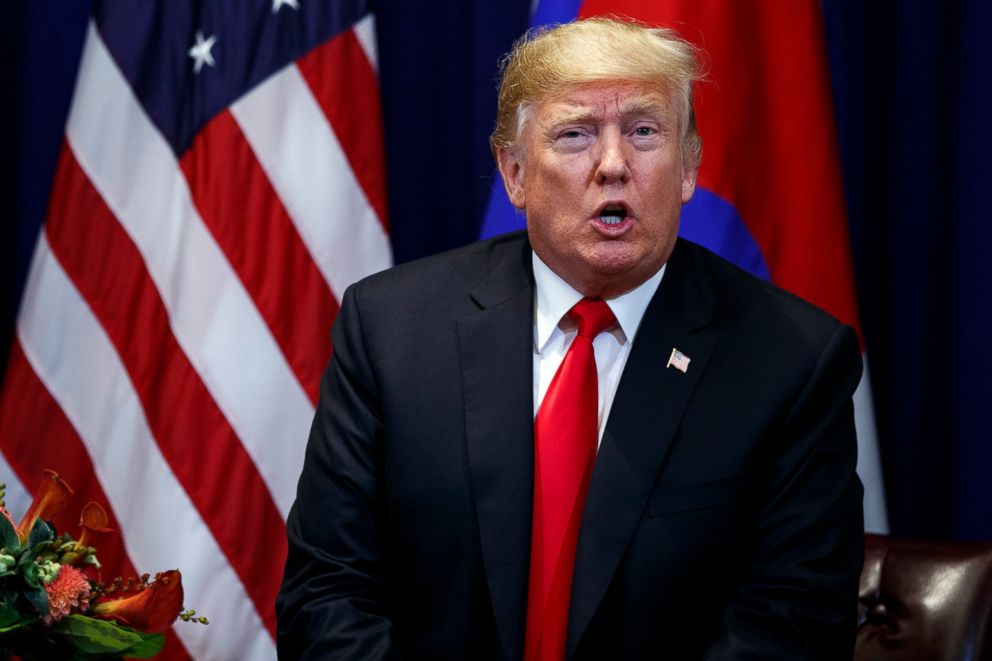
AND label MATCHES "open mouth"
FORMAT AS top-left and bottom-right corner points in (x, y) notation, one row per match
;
(598, 203), (628, 226)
